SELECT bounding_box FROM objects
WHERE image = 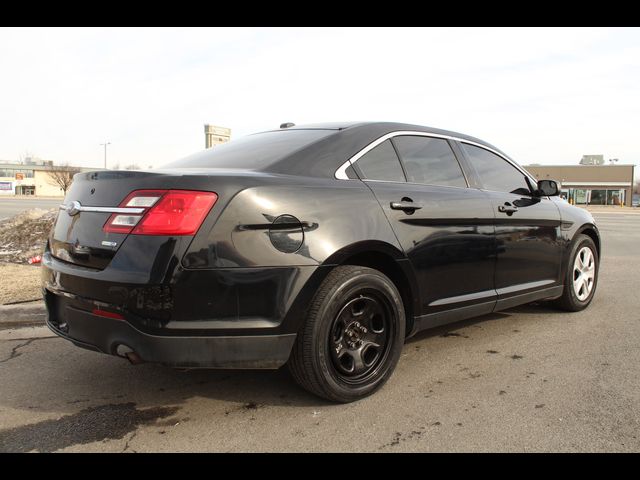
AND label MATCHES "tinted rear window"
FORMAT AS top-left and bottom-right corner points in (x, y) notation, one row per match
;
(163, 130), (335, 169)
(357, 139), (406, 182)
